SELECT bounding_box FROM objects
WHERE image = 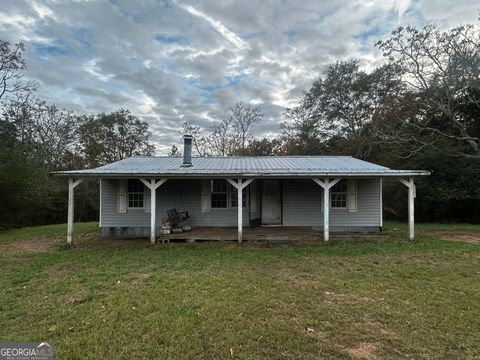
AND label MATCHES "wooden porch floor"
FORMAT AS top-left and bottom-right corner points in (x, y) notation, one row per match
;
(158, 227), (388, 243)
